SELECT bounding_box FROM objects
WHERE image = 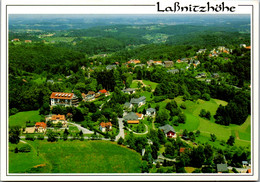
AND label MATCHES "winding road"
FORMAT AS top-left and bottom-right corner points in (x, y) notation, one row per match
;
(115, 118), (125, 141)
